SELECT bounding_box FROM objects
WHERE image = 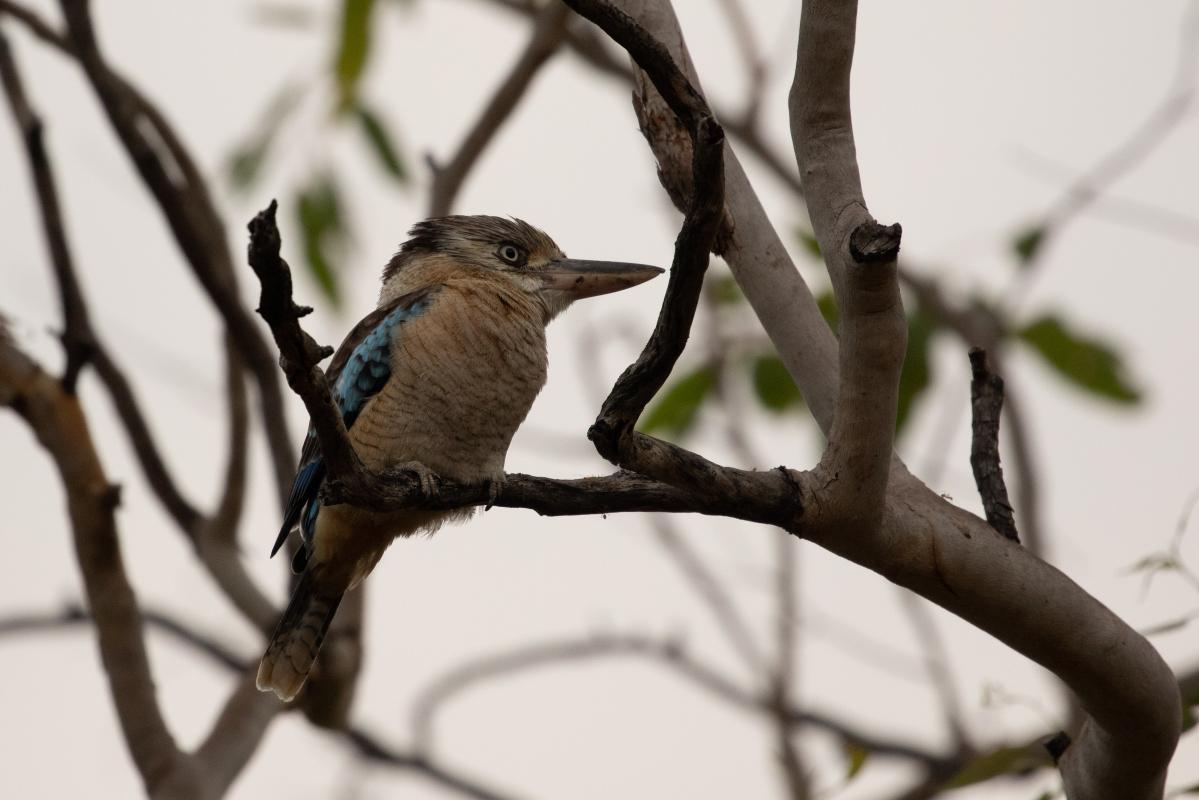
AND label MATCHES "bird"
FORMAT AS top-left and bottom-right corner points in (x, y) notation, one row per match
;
(256, 215), (662, 702)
